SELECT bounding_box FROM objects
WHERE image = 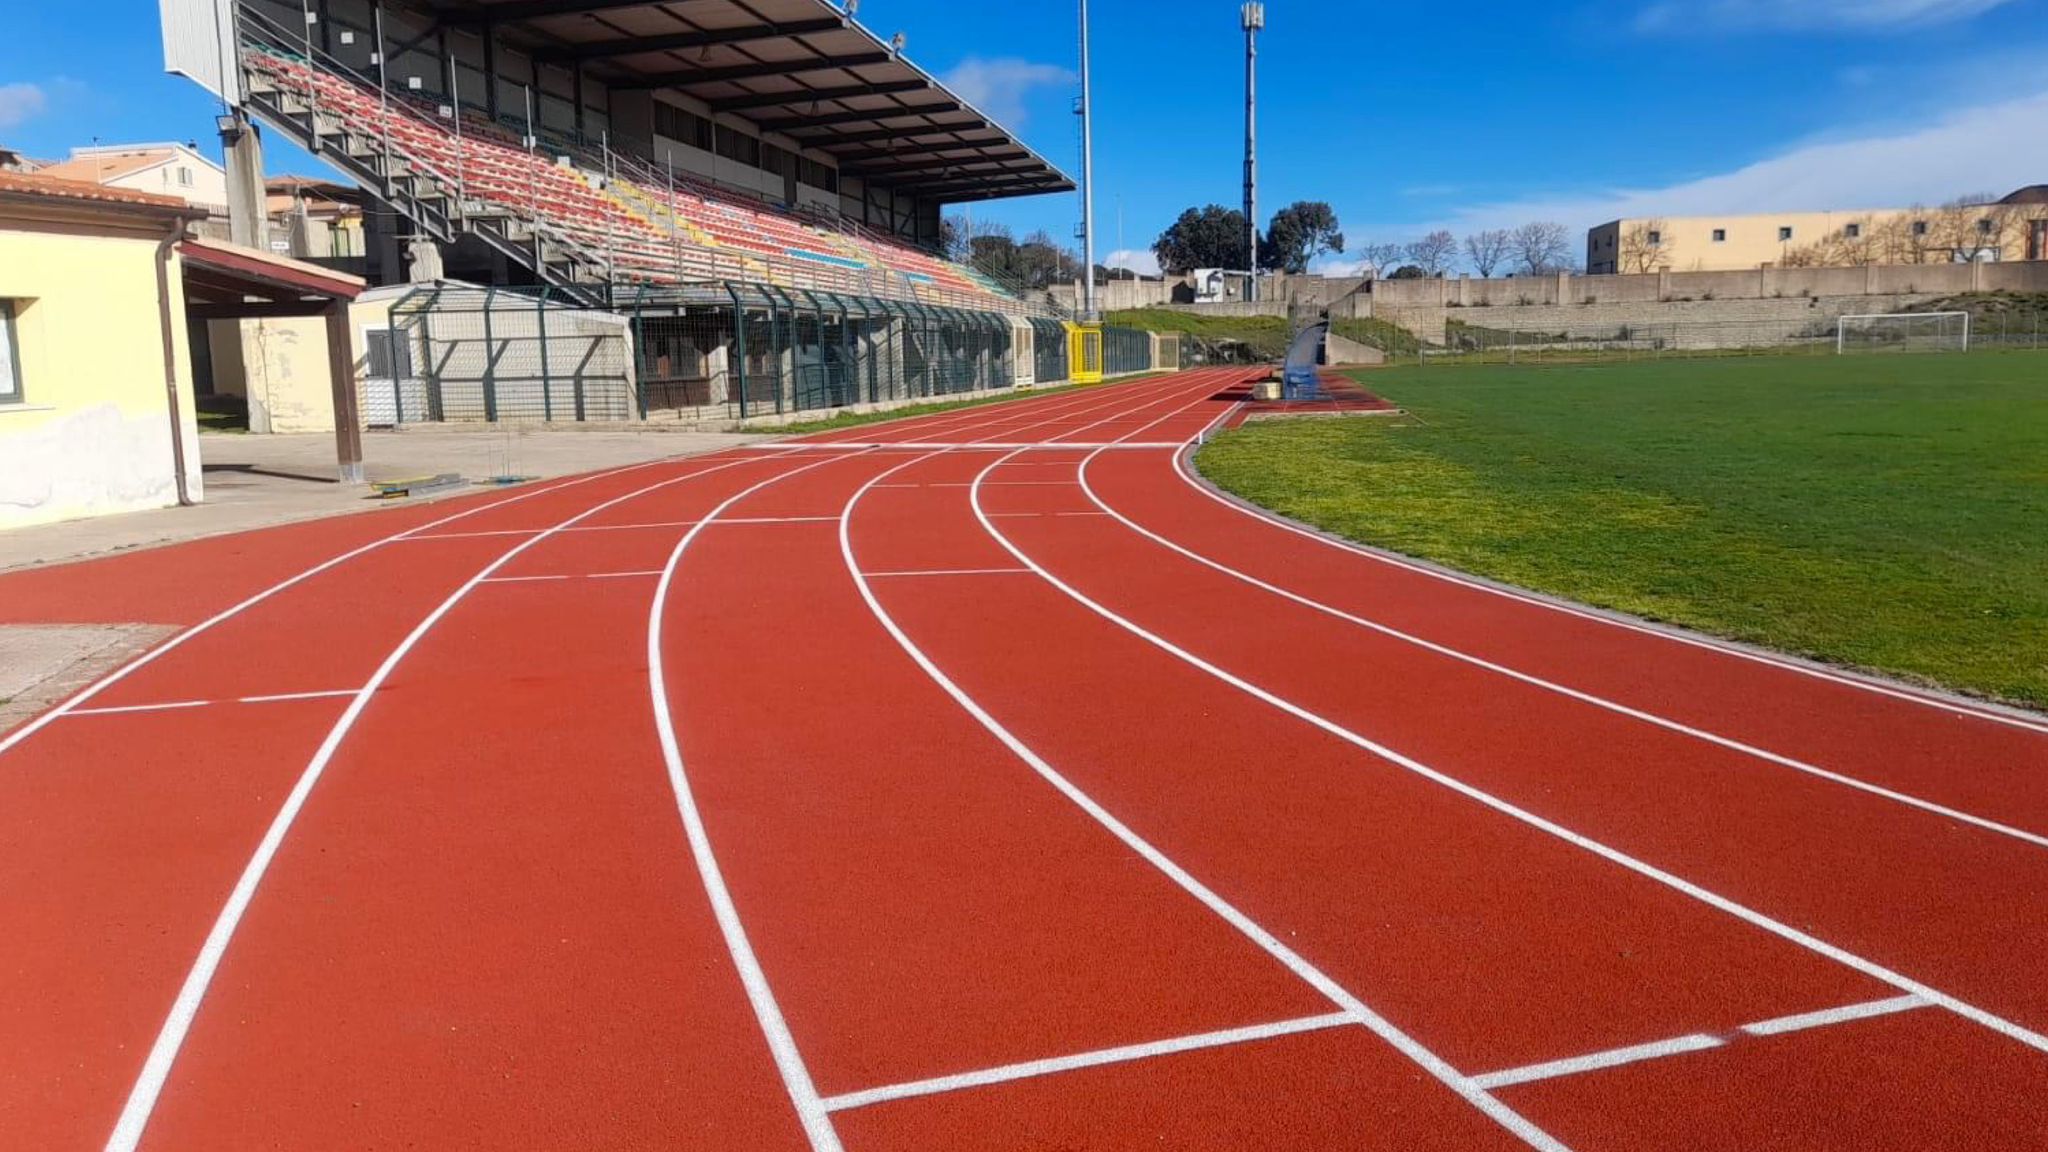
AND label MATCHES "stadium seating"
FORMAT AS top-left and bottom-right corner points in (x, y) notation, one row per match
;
(243, 47), (1032, 311)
